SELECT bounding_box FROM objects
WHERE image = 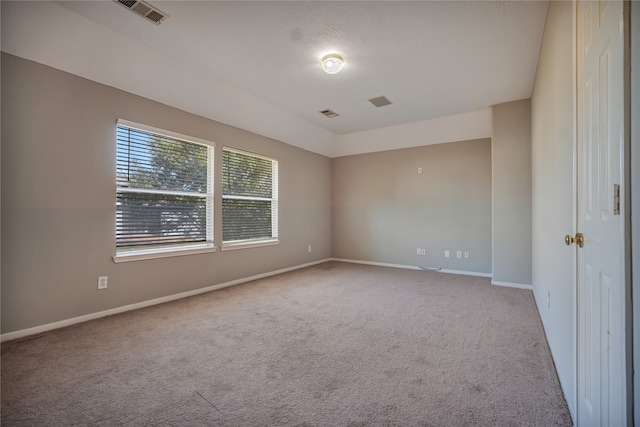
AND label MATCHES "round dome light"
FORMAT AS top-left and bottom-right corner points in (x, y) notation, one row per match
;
(321, 53), (344, 74)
